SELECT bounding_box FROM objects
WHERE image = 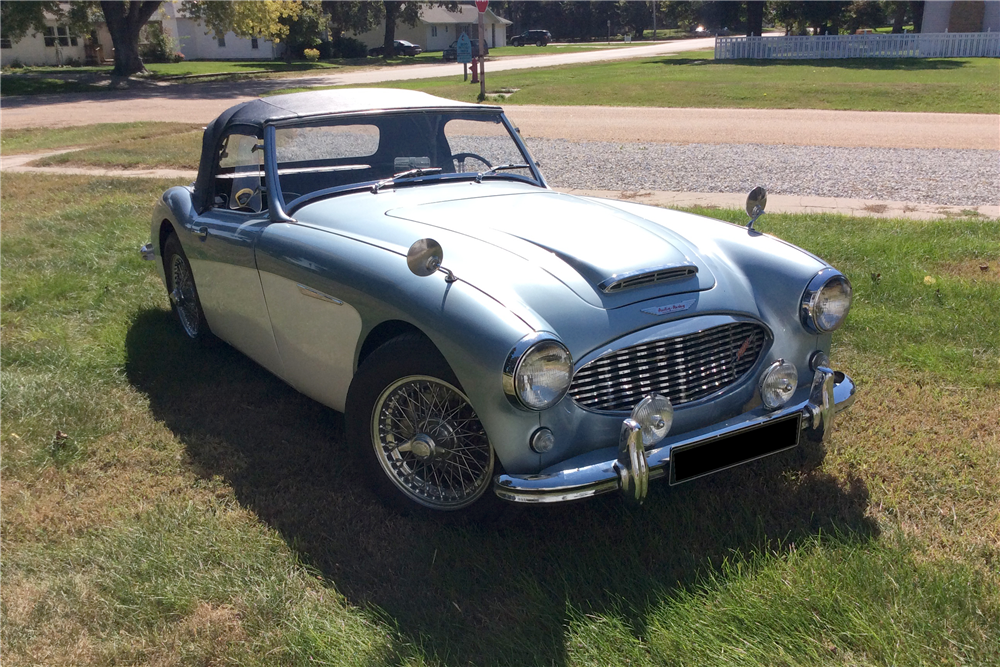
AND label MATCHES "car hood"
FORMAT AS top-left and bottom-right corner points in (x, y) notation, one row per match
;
(382, 189), (715, 308)
(291, 183), (822, 343)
